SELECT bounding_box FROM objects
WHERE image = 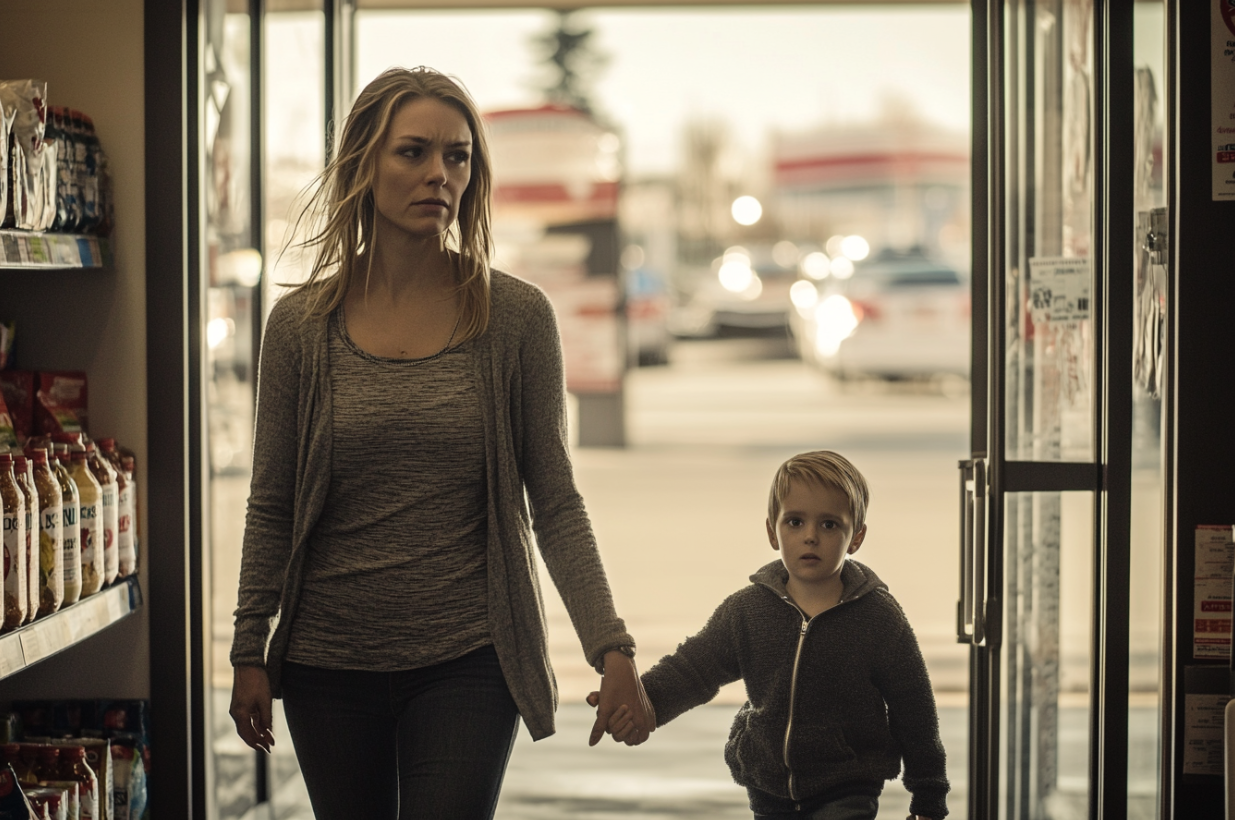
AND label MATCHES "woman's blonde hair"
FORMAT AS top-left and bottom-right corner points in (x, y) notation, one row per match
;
(288, 66), (493, 341)
(768, 450), (870, 530)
